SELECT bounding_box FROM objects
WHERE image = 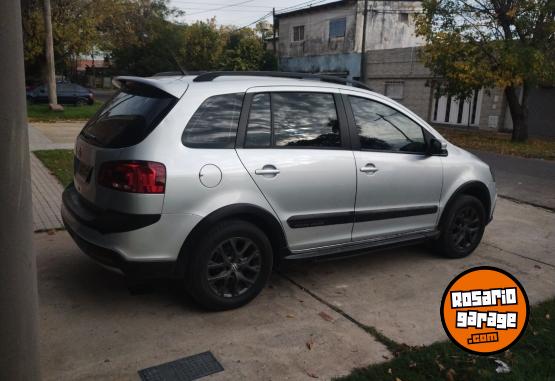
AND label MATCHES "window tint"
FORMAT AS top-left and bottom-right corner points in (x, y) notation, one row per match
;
(80, 85), (177, 148)
(245, 93), (271, 148)
(273, 93), (341, 148)
(349, 96), (426, 153)
(183, 93), (243, 148)
(329, 18), (346, 38)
